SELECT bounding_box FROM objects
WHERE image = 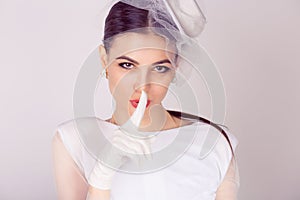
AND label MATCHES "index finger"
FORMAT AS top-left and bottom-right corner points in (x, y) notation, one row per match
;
(120, 90), (147, 132)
